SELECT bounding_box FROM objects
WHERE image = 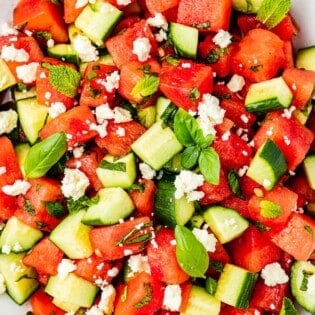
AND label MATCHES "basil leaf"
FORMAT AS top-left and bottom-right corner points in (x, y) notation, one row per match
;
(46, 201), (67, 218)
(181, 146), (200, 169)
(175, 225), (209, 278)
(131, 74), (159, 98)
(228, 169), (245, 199)
(199, 147), (220, 185)
(160, 103), (178, 128)
(24, 132), (67, 178)
(67, 195), (100, 213)
(99, 160), (126, 172)
(256, 0), (291, 29)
